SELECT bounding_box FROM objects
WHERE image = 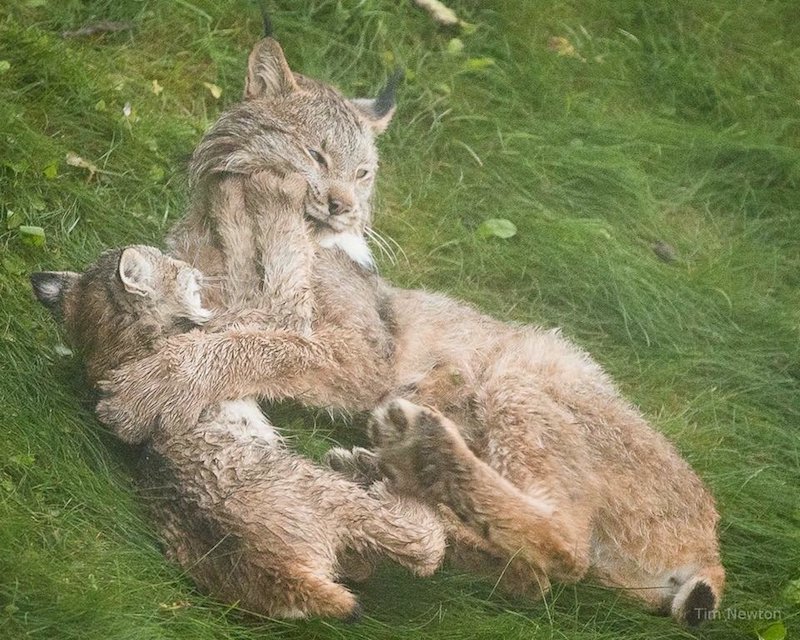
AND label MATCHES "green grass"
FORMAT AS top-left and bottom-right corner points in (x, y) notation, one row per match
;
(1, 0), (799, 638)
